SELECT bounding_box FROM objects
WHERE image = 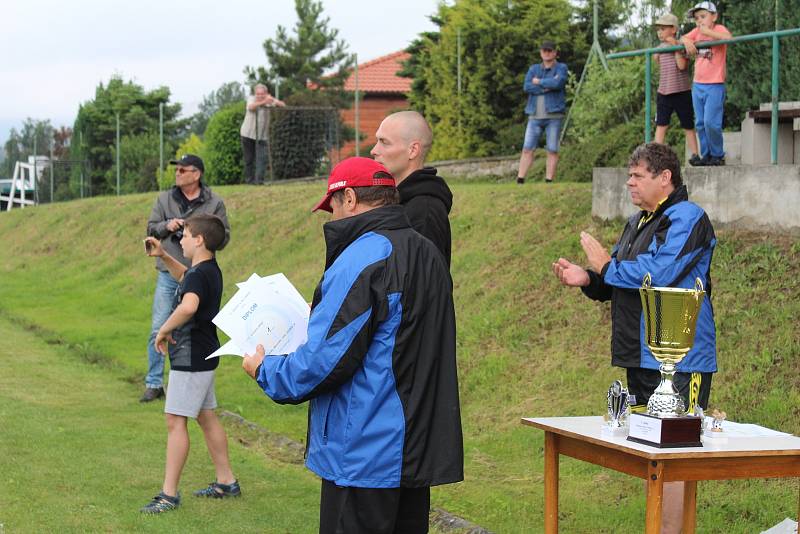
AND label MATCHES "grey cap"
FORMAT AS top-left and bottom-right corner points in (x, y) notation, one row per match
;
(655, 13), (679, 27)
(540, 40), (557, 51)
